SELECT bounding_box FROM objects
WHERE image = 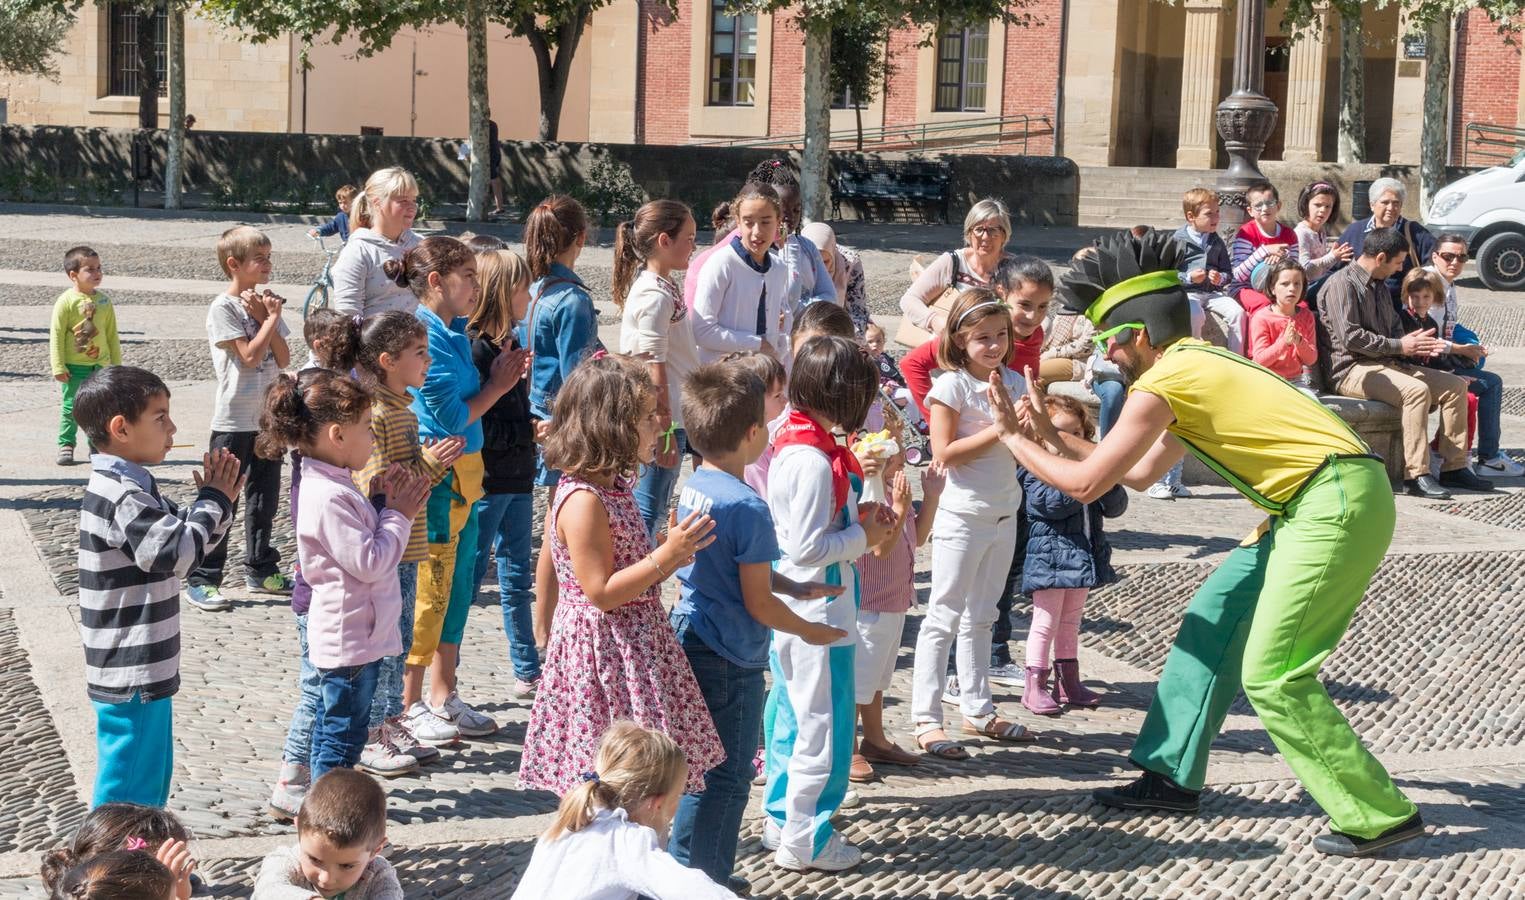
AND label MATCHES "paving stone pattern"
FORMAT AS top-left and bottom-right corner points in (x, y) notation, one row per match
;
(1435, 492), (1525, 530)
